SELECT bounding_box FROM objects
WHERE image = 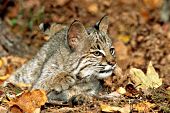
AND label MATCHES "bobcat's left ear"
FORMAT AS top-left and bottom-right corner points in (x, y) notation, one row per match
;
(97, 16), (109, 33)
(67, 20), (88, 51)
